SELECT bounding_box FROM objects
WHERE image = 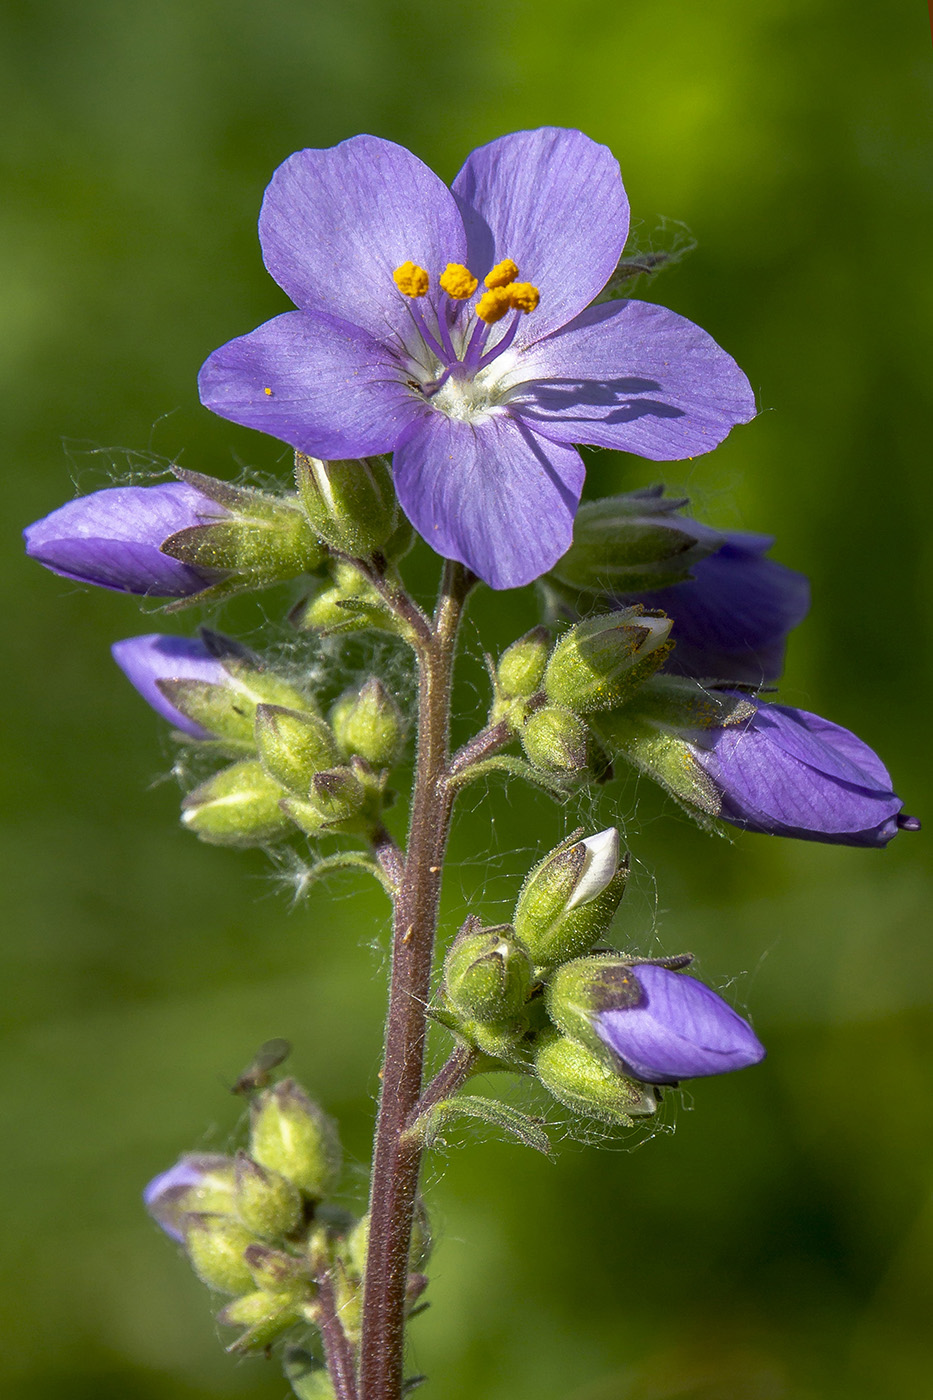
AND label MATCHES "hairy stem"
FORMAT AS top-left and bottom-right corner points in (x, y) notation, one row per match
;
(358, 560), (474, 1400)
(316, 1270), (359, 1400)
